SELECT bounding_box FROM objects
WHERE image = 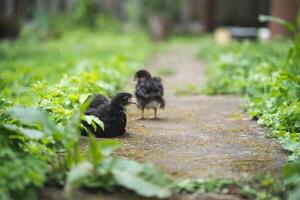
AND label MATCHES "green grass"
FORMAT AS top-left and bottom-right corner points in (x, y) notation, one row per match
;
(156, 67), (176, 77)
(0, 30), (150, 107)
(174, 83), (202, 96)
